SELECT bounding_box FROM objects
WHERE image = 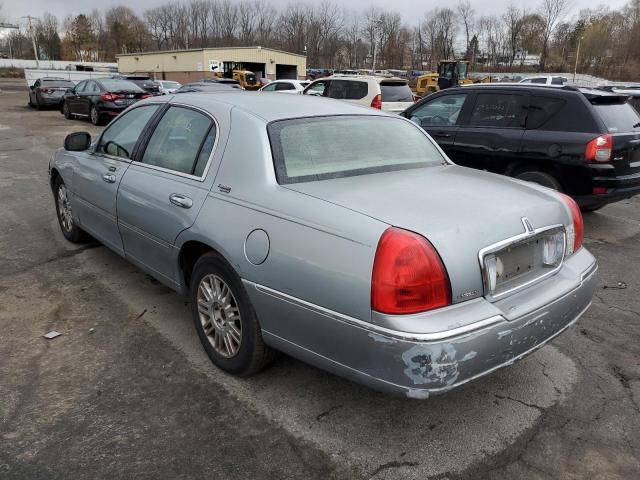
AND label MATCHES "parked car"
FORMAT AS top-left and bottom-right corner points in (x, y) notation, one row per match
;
(403, 84), (640, 211)
(303, 74), (416, 113)
(597, 85), (640, 111)
(258, 79), (310, 94)
(49, 92), (597, 398)
(519, 75), (567, 87)
(61, 78), (151, 125)
(111, 74), (161, 95)
(28, 77), (75, 109)
(174, 82), (237, 94)
(199, 78), (243, 89)
(157, 80), (182, 94)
